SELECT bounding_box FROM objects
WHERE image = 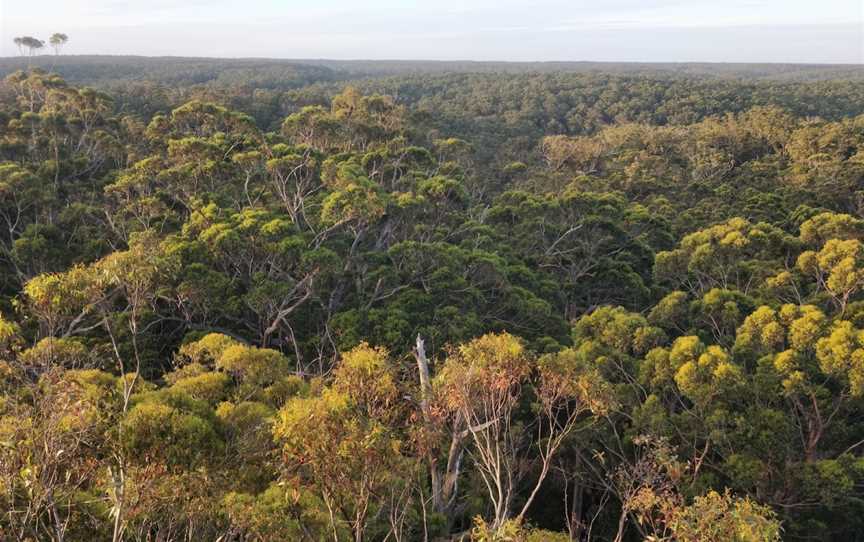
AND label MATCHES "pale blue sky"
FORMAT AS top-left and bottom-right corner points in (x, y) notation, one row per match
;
(1, 0), (862, 63)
